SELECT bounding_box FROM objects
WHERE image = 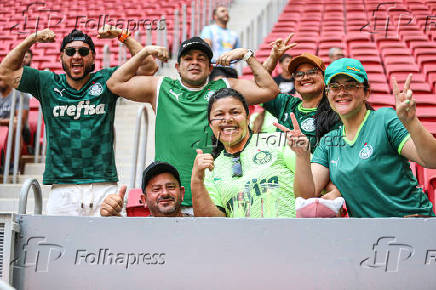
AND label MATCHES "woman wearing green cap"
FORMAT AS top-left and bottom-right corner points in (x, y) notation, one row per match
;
(275, 58), (436, 217)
